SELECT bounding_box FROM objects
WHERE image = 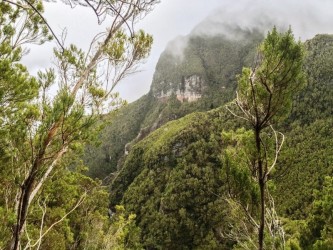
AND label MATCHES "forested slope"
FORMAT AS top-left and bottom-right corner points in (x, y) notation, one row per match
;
(85, 29), (263, 179)
(107, 34), (333, 249)
(110, 109), (243, 249)
(273, 35), (333, 249)
(275, 34), (333, 216)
